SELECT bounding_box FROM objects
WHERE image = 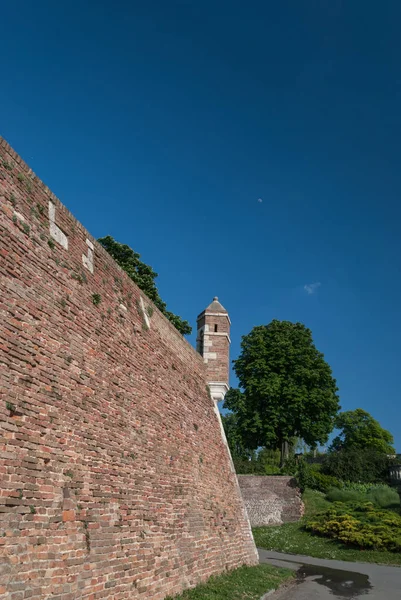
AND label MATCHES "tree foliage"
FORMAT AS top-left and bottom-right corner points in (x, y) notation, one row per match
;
(222, 412), (284, 474)
(98, 235), (191, 335)
(322, 447), (393, 484)
(221, 412), (253, 461)
(297, 462), (342, 493)
(224, 320), (340, 461)
(330, 408), (395, 454)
